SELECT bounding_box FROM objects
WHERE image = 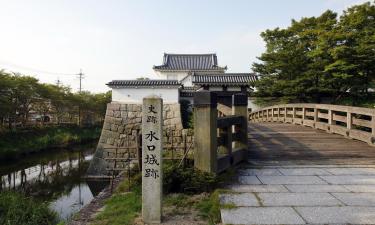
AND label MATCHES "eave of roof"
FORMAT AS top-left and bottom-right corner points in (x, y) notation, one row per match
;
(153, 53), (227, 71)
(106, 79), (180, 88)
(192, 73), (258, 86)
